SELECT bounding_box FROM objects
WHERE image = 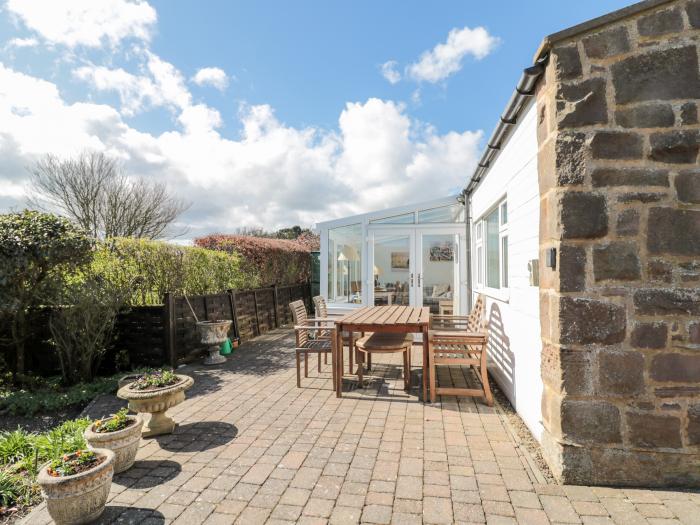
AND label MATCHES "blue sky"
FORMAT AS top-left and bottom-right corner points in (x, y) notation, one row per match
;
(0, 0), (633, 237)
